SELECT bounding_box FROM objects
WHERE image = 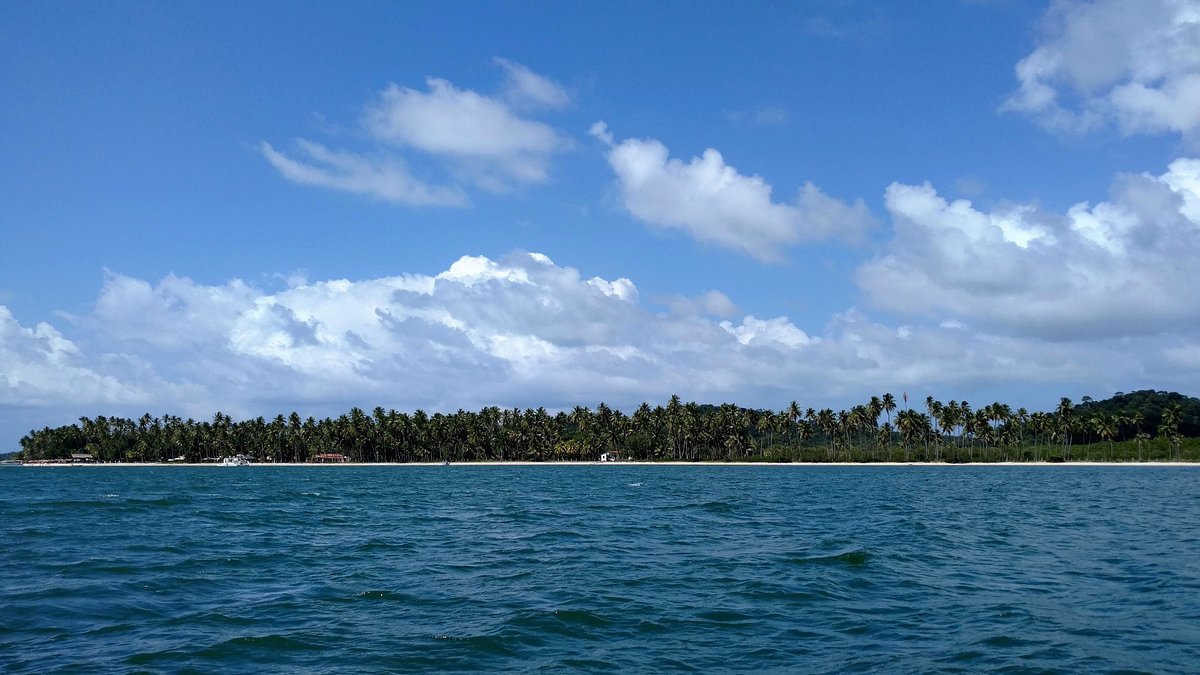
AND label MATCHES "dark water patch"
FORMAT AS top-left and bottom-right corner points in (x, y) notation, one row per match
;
(433, 633), (520, 656)
(698, 499), (737, 513)
(634, 618), (671, 634)
(35, 498), (128, 510)
(786, 549), (872, 566)
(351, 589), (429, 604)
(521, 528), (587, 541)
(353, 538), (416, 553)
(503, 608), (612, 639)
(550, 608), (614, 628)
(204, 633), (325, 653)
(162, 611), (258, 628)
(978, 634), (1036, 648)
(128, 633), (326, 669)
(553, 657), (619, 671)
(694, 609), (757, 626)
